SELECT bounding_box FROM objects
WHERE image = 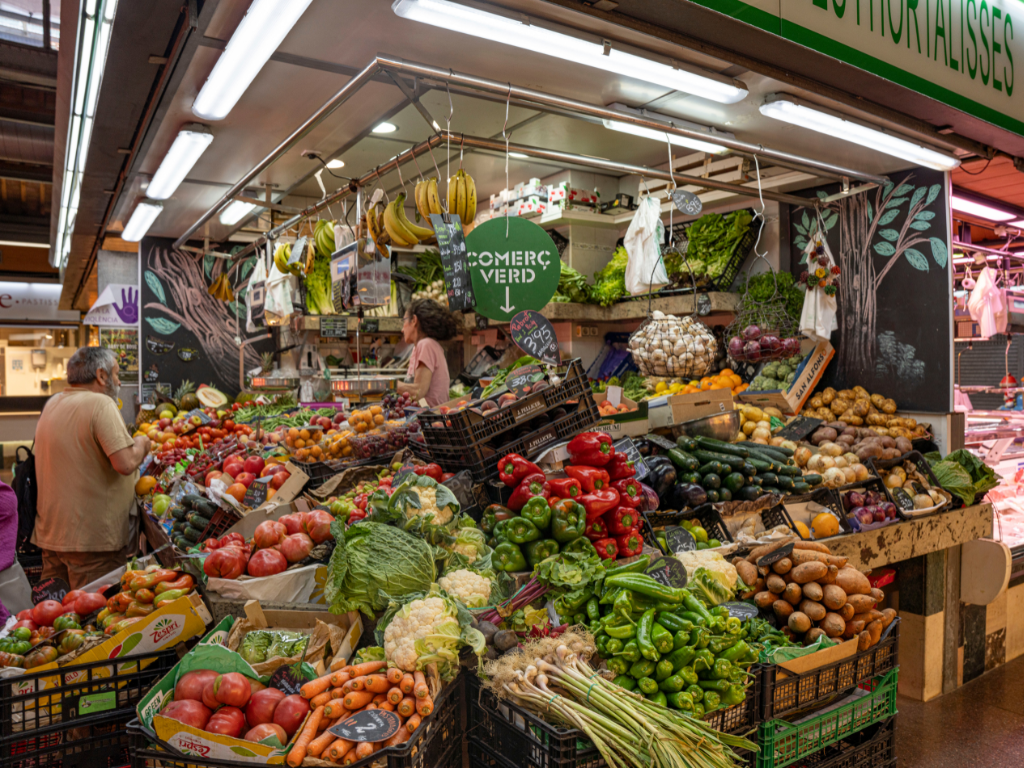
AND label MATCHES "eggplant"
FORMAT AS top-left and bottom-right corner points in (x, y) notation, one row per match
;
(670, 482), (708, 510)
(645, 456), (678, 502)
(633, 436), (656, 458)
